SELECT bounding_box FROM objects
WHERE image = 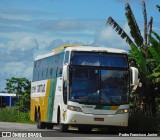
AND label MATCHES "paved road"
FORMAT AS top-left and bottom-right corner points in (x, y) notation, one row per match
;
(0, 122), (114, 137)
(0, 122), (159, 140)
